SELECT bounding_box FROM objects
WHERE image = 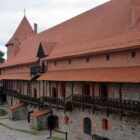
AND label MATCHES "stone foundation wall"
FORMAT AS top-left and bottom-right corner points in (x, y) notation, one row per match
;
(30, 115), (49, 130)
(111, 83), (140, 101)
(52, 108), (140, 140)
(8, 105), (27, 121)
